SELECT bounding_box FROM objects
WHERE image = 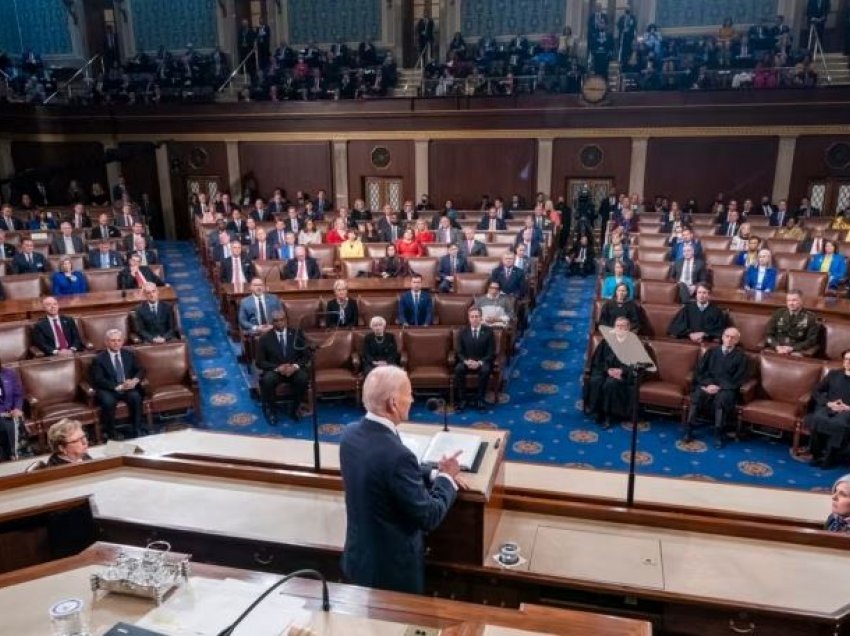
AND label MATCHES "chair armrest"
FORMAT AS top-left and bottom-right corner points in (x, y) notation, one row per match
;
(350, 352), (361, 374)
(29, 346), (46, 358)
(400, 351), (408, 368)
(186, 369), (198, 388)
(795, 392), (813, 415)
(739, 379), (758, 403)
(25, 395), (40, 411)
(447, 351), (456, 367)
(85, 341), (95, 350)
(128, 334), (141, 344)
(139, 378), (151, 396)
(78, 381), (96, 406)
